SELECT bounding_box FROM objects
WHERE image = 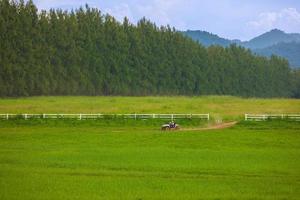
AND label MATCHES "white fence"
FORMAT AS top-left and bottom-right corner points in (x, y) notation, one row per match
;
(0, 113), (210, 120)
(245, 114), (300, 121)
